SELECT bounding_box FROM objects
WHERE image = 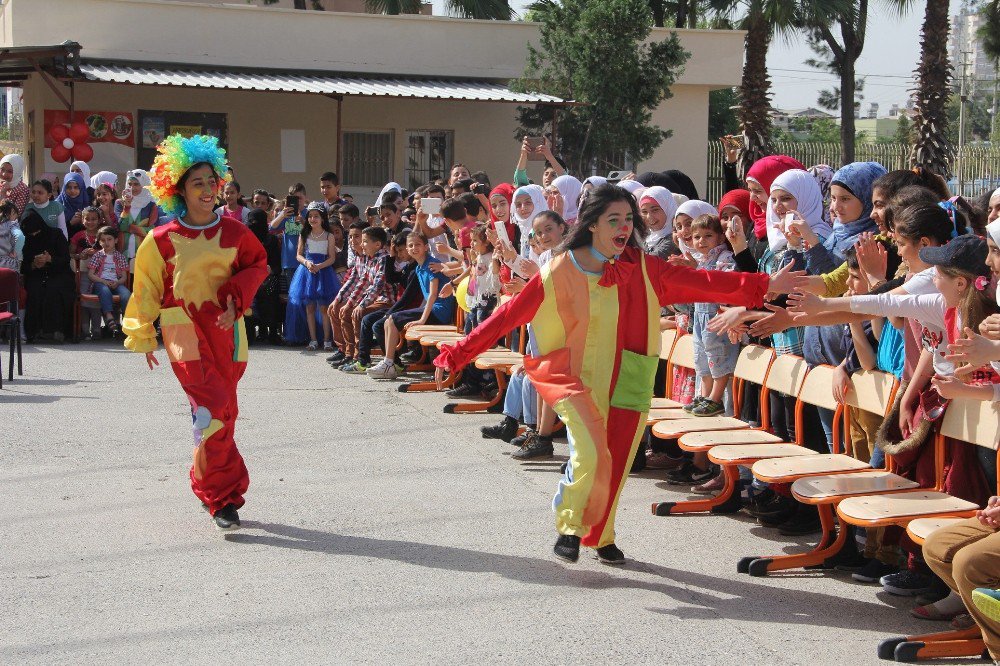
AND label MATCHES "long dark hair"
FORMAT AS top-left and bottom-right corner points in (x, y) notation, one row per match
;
(298, 204), (331, 255)
(559, 184), (647, 253)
